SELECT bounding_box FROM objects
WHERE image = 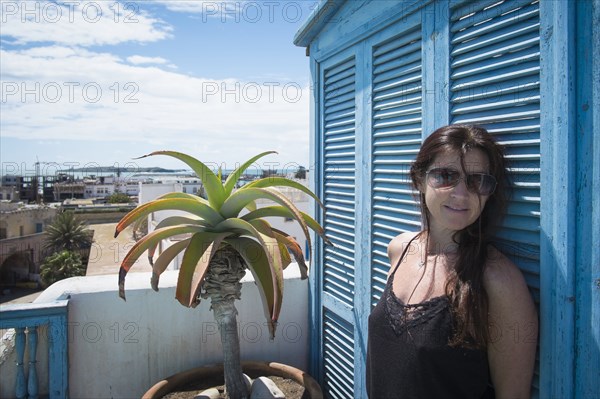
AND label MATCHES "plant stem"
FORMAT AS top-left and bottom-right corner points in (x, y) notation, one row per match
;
(212, 300), (248, 399)
(202, 245), (248, 398)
